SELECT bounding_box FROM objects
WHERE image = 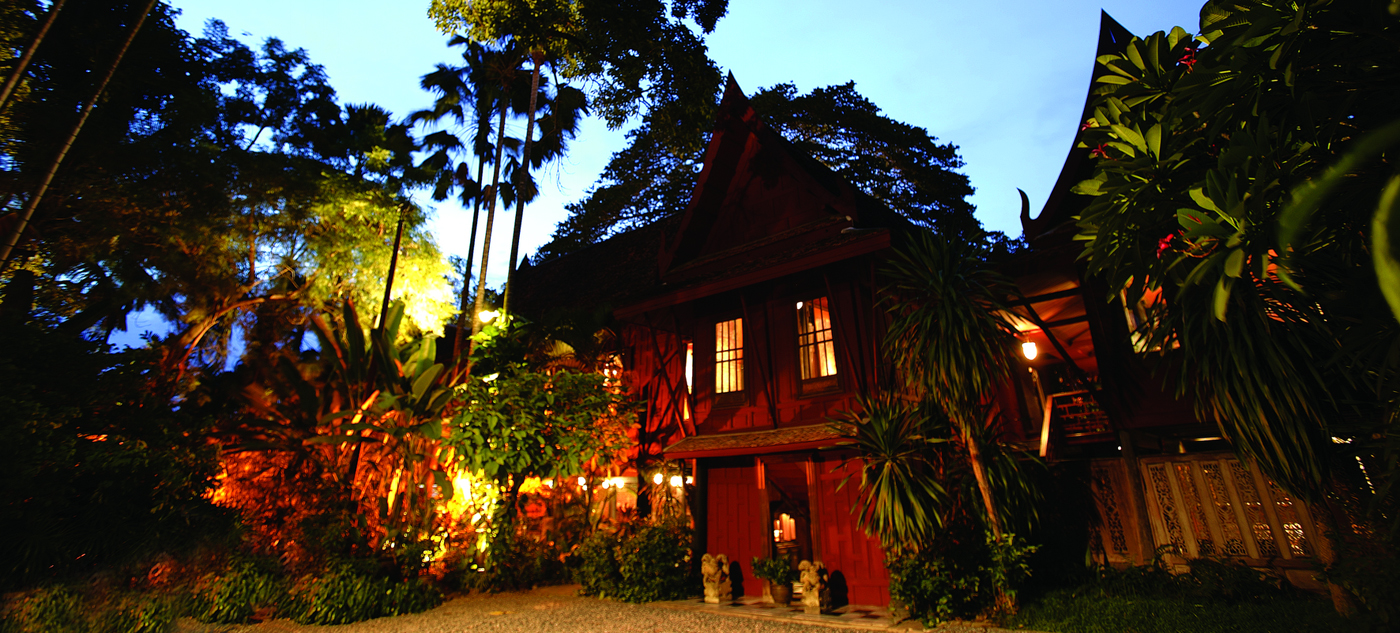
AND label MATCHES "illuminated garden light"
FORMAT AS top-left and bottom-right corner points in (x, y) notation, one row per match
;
(652, 472), (664, 485)
(478, 309), (500, 323)
(669, 475), (683, 488)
